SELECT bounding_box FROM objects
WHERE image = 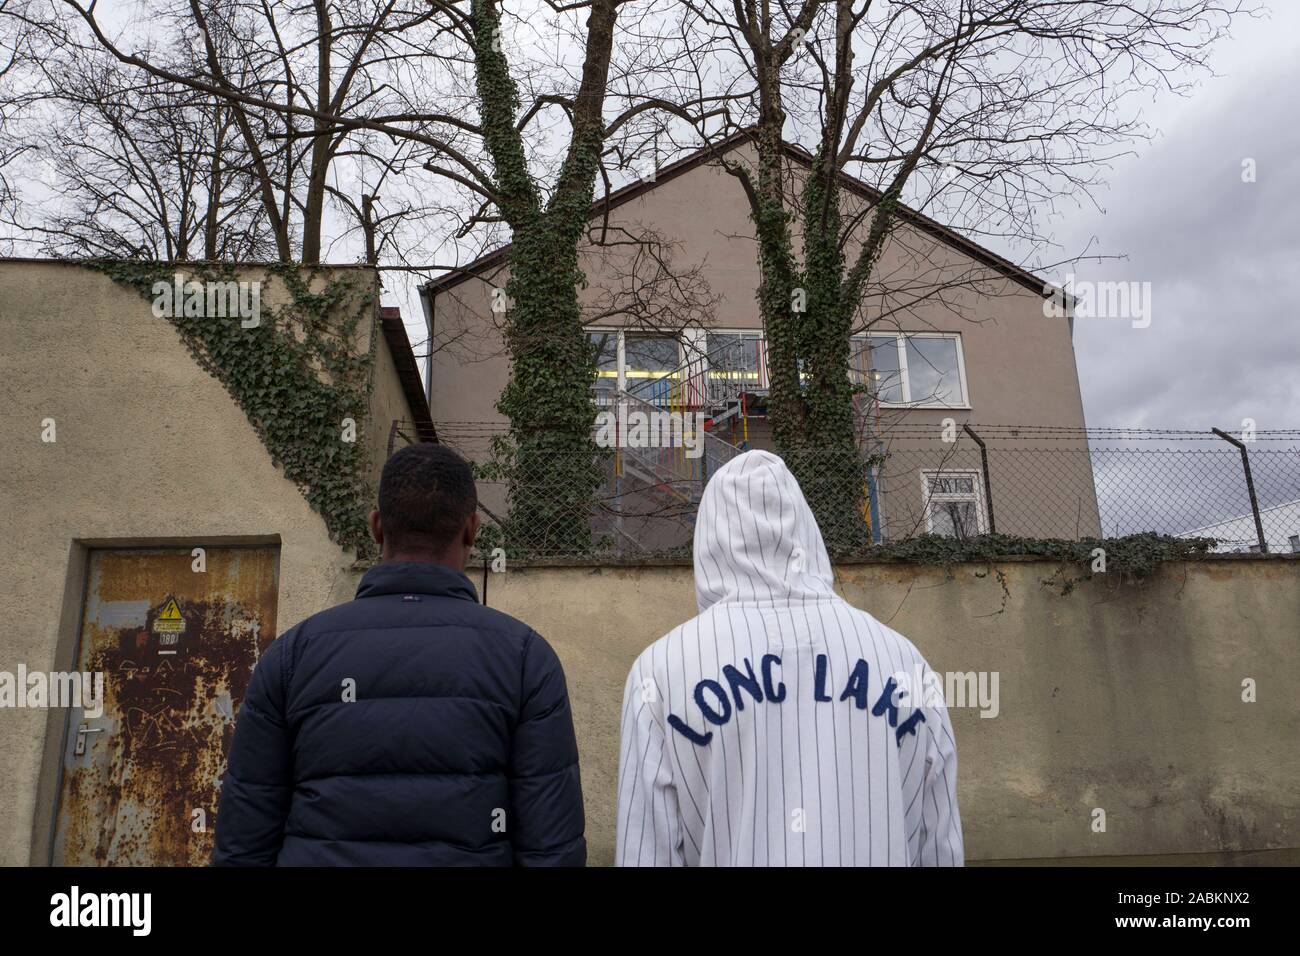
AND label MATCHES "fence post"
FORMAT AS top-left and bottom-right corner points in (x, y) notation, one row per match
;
(1211, 428), (1268, 553)
(962, 424), (996, 535)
